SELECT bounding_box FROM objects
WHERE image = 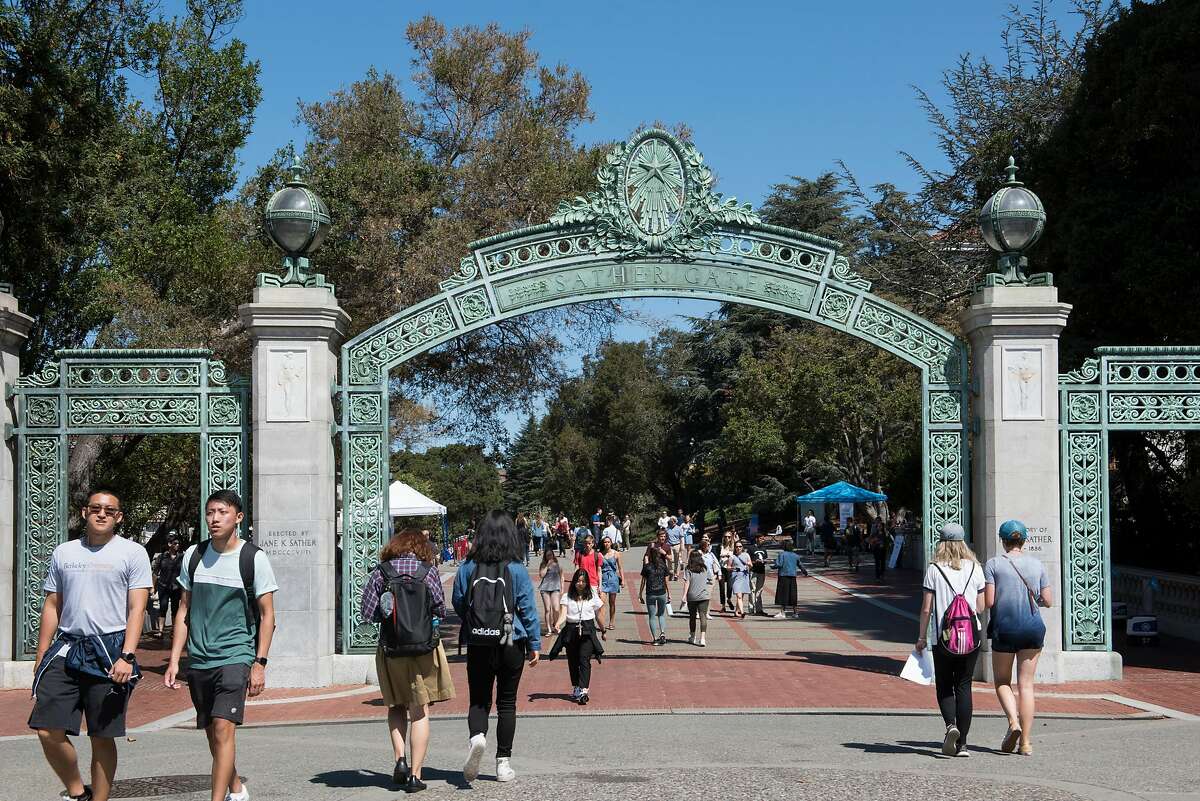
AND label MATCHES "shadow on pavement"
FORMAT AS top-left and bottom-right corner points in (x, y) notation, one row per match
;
(528, 691), (577, 703)
(842, 741), (942, 758)
(309, 768), (394, 789)
(786, 651), (906, 676)
(420, 766), (471, 788)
